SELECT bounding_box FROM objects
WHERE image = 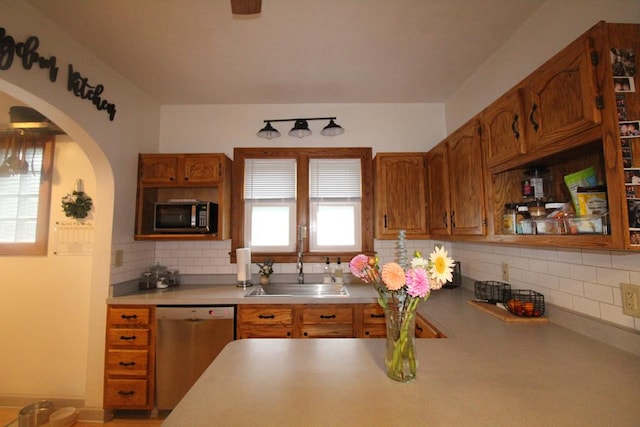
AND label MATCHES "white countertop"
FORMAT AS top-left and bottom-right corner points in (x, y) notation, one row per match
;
(161, 288), (640, 426)
(107, 282), (379, 305)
